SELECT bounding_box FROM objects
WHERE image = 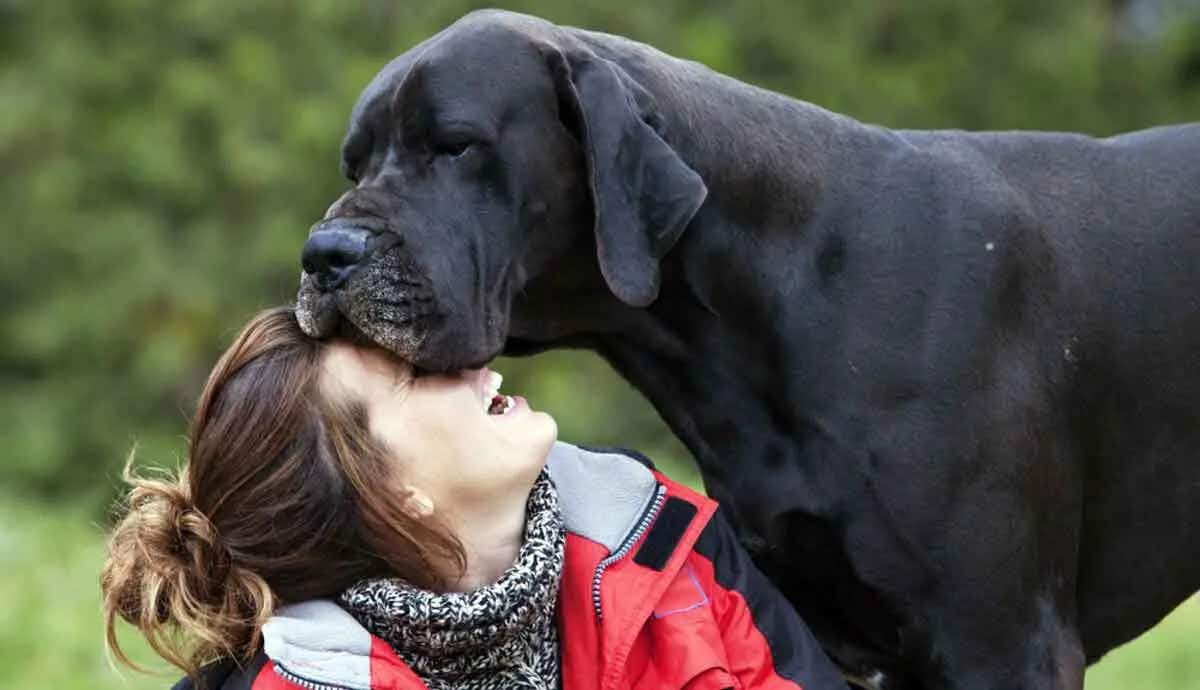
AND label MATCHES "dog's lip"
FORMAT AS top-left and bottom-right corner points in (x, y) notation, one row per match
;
(333, 312), (378, 347)
(459, 346), (504, 371)
(296, 288), (341, 339)
(412, 347), (502, 374)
